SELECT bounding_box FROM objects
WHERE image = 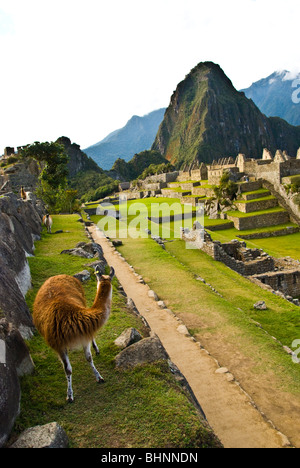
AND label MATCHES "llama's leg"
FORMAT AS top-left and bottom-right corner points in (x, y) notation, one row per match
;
(83, 343), (105, 383)
(92, 338), (99, 355)
(59, 350), (74, 403)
